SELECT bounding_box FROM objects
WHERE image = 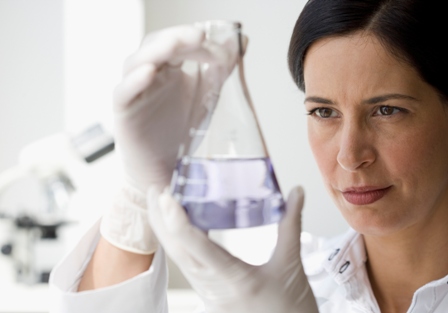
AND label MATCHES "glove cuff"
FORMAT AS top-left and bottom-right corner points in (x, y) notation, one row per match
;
(100, 182), (158, 255)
